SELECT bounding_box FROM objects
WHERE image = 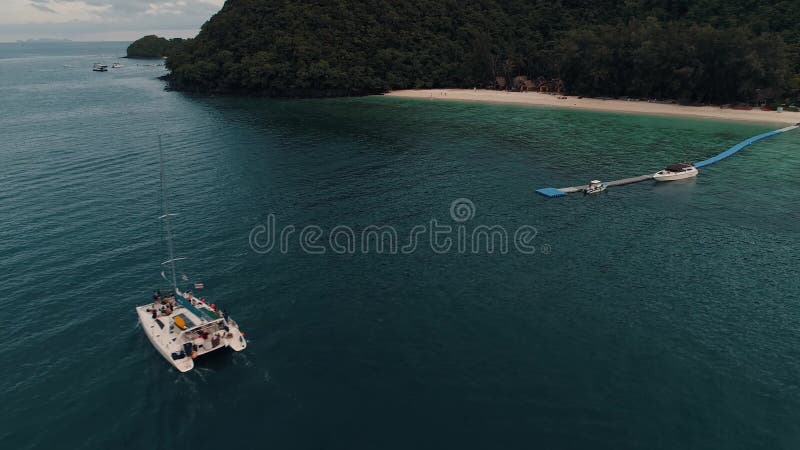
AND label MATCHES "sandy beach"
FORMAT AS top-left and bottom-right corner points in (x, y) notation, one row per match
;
(385, 89), (800, 125)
